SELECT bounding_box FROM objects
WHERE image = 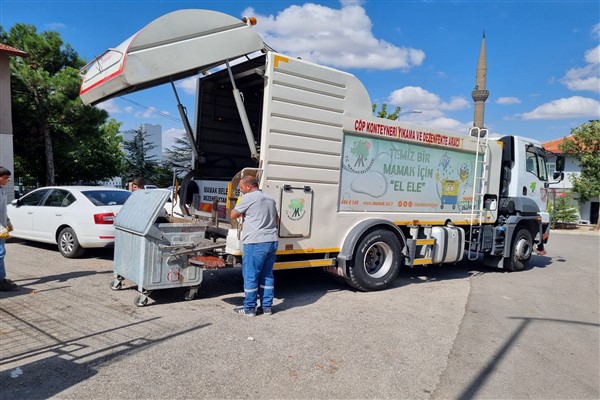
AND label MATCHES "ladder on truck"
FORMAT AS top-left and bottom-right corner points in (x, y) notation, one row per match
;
(467, 127), (489, 260)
